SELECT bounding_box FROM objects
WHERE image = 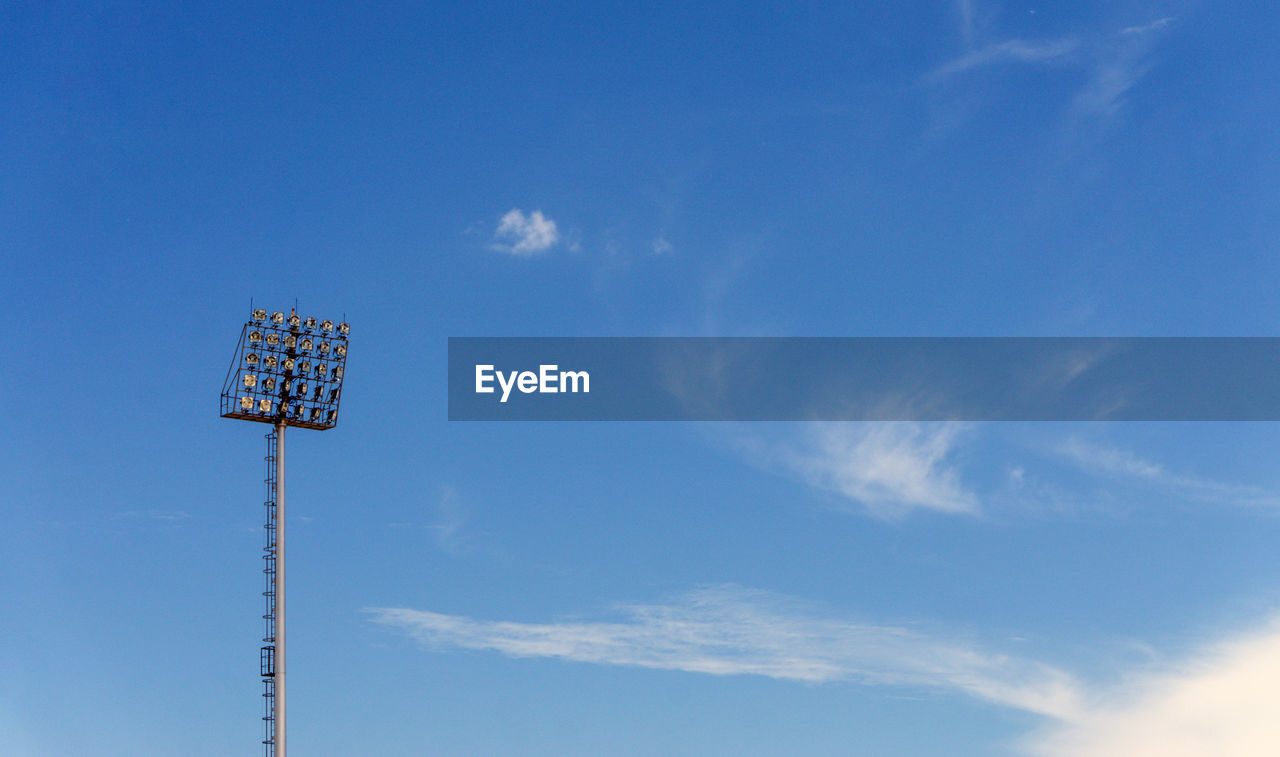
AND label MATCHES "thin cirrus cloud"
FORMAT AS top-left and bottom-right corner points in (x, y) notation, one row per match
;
(927, 2), (1177, 121)
(369, 586), (1280, 755)
(928, 37), (1081, 81)
(1121, 17), (1174, 36)
(1057, 438), (1280, 509)
(367, 584), (1082, 720)
(429, 485), (467, 555)
(491, 208), (559, 256)
(735, 423), (978, 519)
